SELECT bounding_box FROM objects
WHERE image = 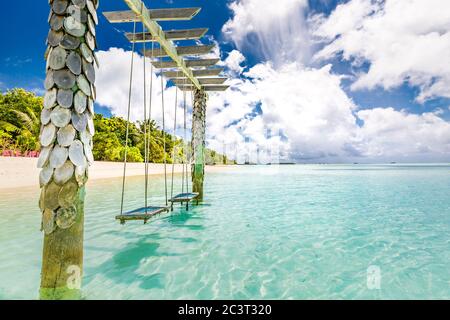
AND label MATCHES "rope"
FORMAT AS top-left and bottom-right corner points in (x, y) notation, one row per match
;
(184, 79), (190, 193)
(142, 10), (148, 211)
(170, 72), (179, 201)
(147, 38), (155, 200)
(120, 18), (137, 215)
(161, 72), (168, 206)
(181, 87), (185, 195)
